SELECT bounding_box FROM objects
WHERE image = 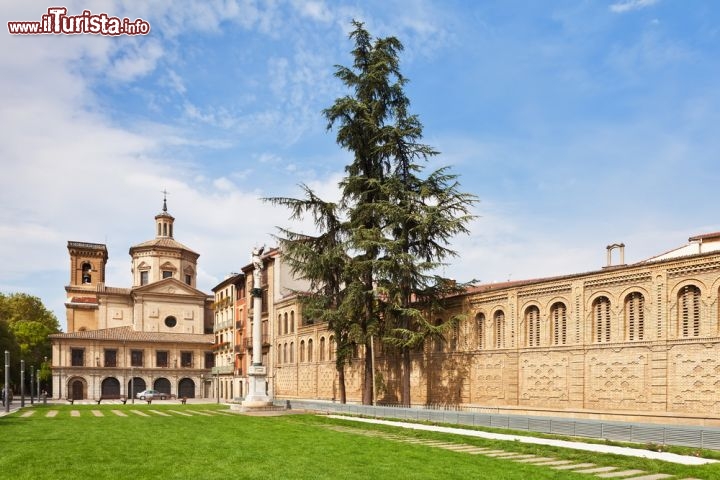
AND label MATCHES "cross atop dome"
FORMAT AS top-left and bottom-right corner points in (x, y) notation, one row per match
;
(155, 189), (175, 238)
